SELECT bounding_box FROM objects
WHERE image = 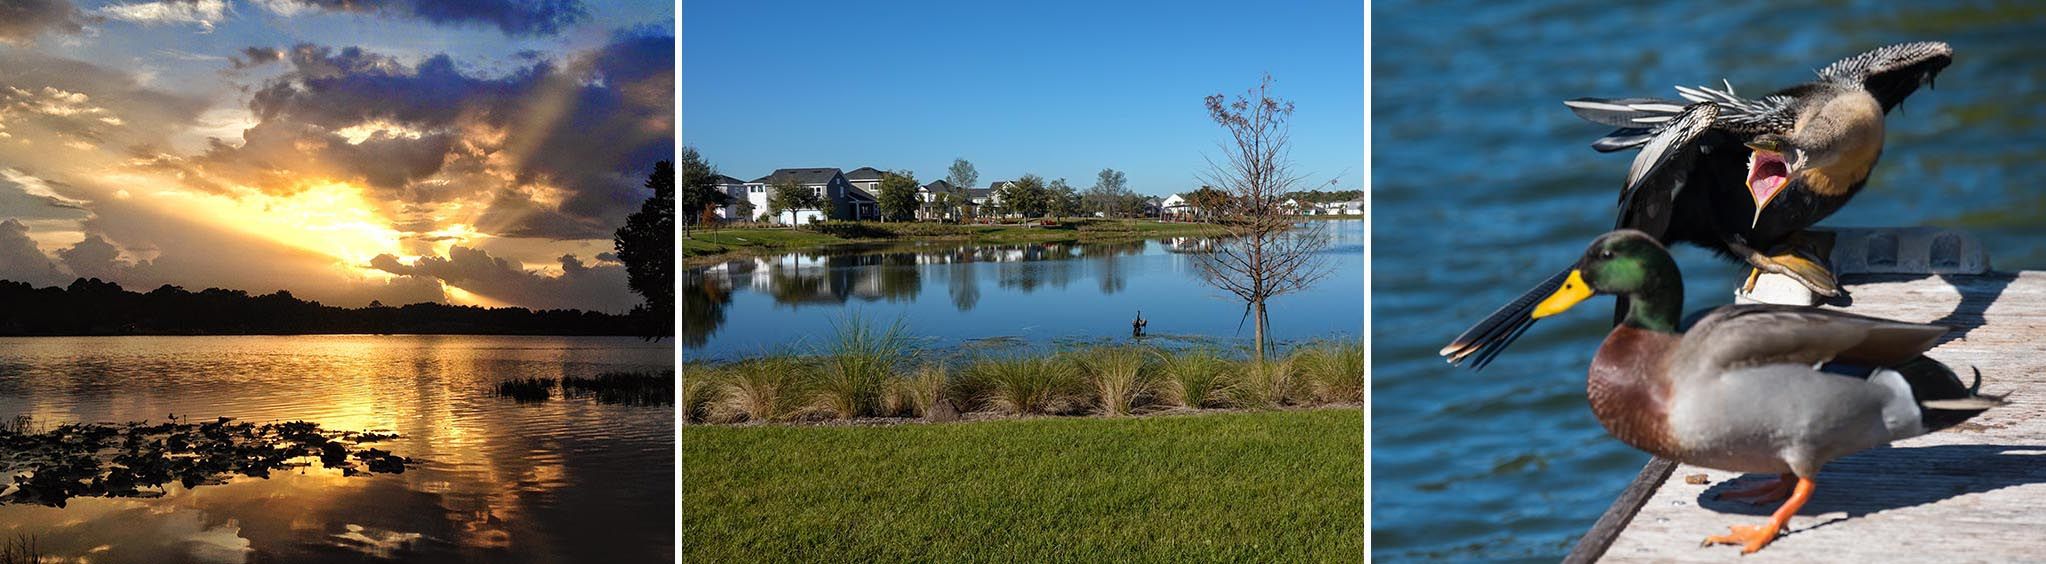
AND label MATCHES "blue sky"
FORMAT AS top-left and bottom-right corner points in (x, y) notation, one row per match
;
(683, 0), (1363, 196)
